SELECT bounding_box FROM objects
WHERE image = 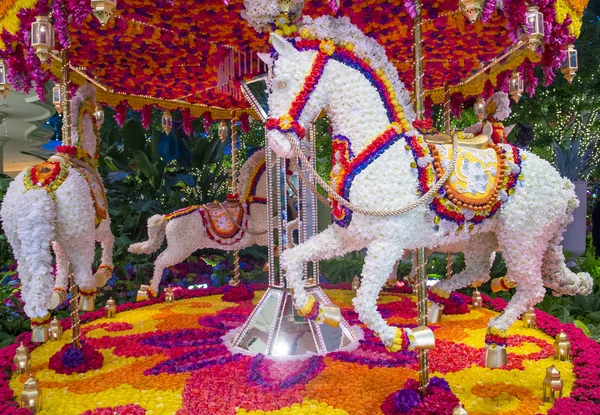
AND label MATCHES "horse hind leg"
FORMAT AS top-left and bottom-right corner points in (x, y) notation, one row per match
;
(93, 218), (116, 287)
(49, 242), (69, 309)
